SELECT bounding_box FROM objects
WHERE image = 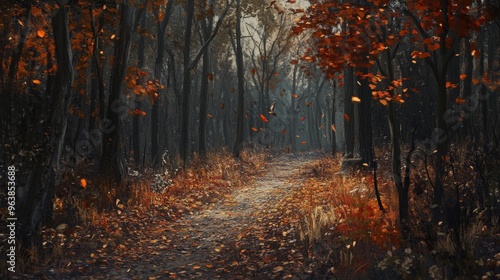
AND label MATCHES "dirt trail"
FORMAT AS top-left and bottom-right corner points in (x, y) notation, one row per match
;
(97, 154), (317, 279)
